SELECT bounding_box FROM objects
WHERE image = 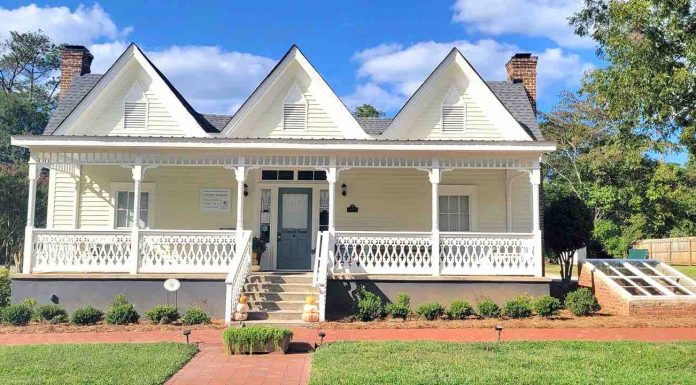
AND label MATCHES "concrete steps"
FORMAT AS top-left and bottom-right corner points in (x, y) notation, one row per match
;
(242, 272), (316, 322)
